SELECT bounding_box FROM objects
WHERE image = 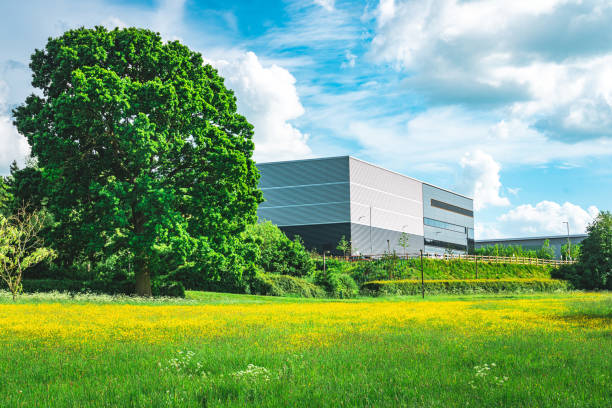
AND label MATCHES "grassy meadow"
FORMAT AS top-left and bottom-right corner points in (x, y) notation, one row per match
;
(0, 291), (610, 407)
